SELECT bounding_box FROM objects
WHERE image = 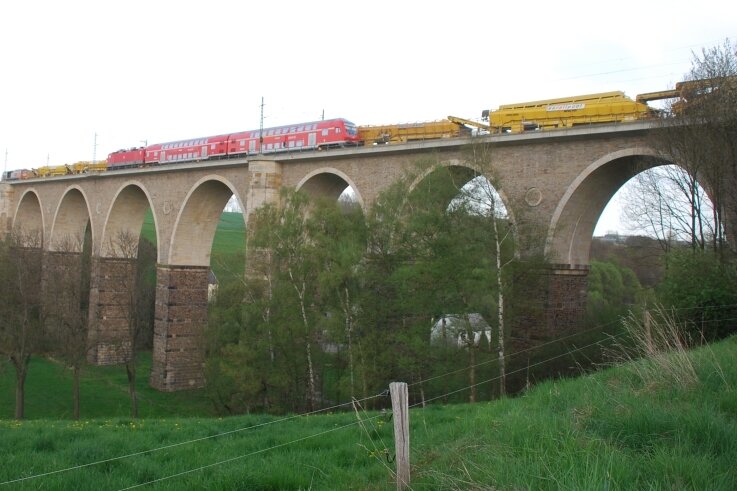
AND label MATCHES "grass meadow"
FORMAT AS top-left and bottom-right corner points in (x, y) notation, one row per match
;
(1, 334), (736, 489)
